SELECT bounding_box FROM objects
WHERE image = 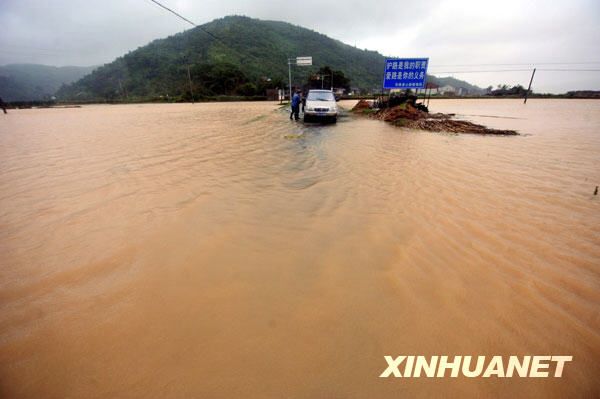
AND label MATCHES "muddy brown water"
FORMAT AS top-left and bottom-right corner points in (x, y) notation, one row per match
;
(1, 99), (599, 398)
